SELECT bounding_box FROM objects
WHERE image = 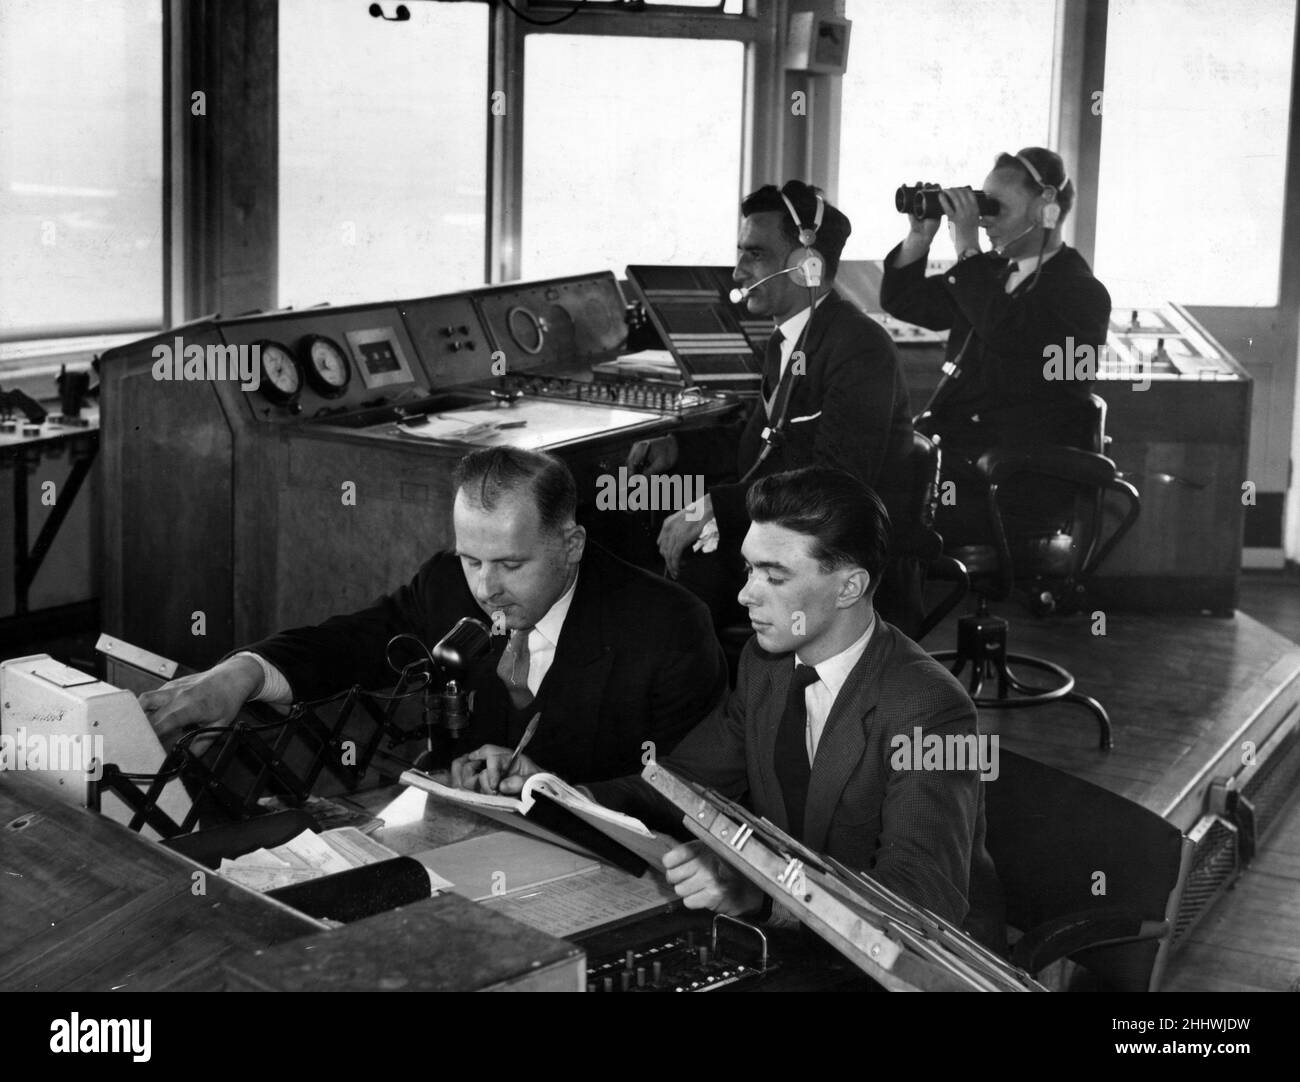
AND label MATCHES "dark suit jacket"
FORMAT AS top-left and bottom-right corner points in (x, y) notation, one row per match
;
(248, 542), (728, 784)
(674, 290), (913, 544)
(879, 243), (1111, 452)
(591, 619), (1002, 939)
